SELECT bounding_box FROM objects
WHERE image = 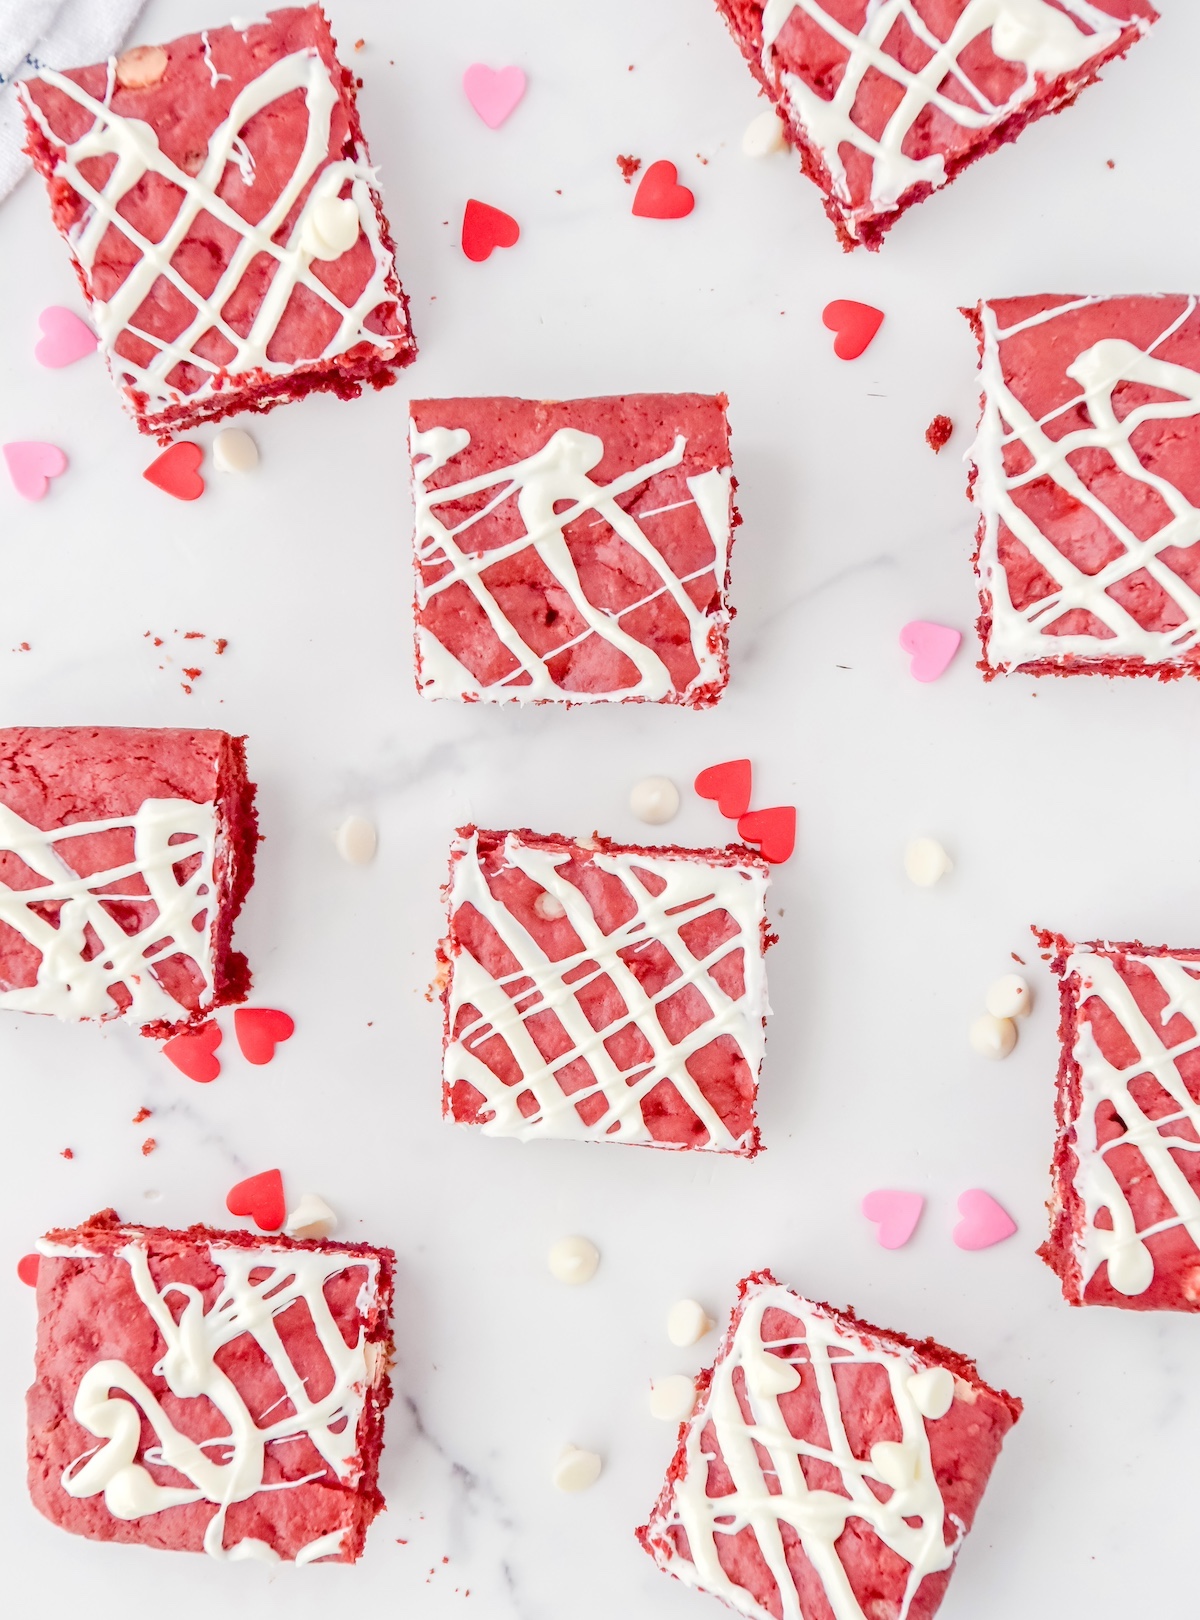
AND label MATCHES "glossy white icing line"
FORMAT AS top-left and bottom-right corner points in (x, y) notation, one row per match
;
(40, 1236), (382, 1562)
(1065, 948), (1200, 1296)
(0, 797), (218, 1023)
(18, 45), (404, 413)
(972, 296), (1200, 669)
(761, 1), (1137, 234)
(659, 1284), (960, 1620)
(445, 831), (769, 1149)
(412, 422), (733, 703)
